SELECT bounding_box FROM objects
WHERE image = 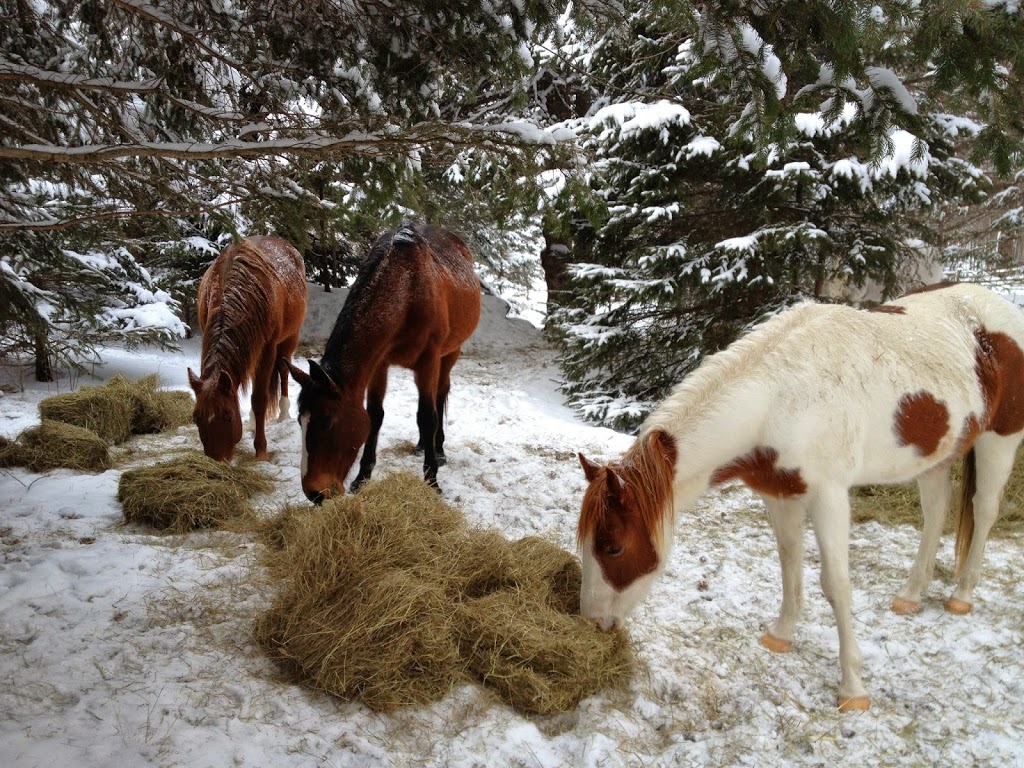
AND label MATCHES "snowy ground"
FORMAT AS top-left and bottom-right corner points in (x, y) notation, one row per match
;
(1, 286), (1023, 767)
